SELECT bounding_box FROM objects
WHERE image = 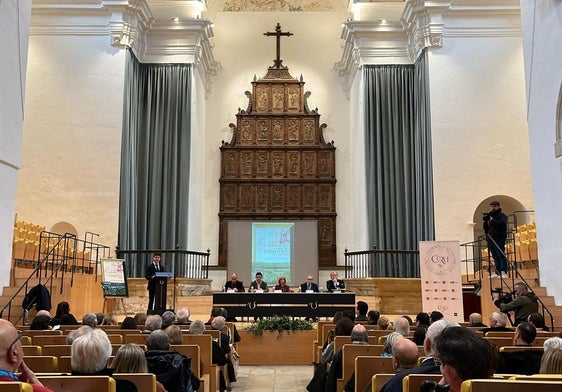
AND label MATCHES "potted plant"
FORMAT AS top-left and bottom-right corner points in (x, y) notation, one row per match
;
(245, 315), (313, 337)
